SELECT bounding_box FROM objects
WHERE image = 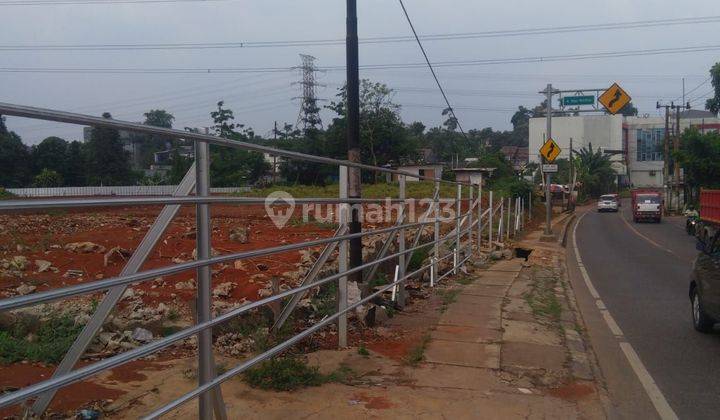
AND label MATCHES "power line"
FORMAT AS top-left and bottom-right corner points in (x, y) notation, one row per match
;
(672, 76), (711, 102)
(3, 43), (719, 74)
(0, 0), (229, 5)
(3, 15), (719, 49)
(397, 0), (466, 137)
